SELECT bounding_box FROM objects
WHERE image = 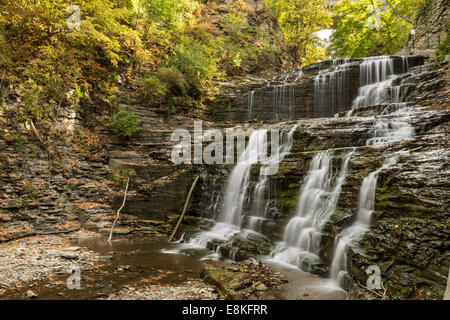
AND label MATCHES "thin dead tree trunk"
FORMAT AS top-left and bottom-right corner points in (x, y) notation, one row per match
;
(108, 177), (130, 242)
(169, 176), (200, 242)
